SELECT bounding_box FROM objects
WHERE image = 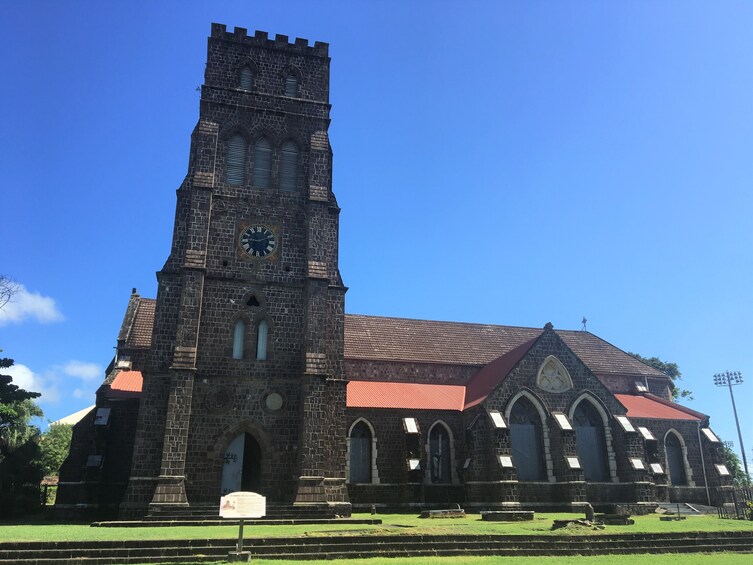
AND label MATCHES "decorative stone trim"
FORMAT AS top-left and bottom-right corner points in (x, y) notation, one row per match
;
(305, 352), (327, 374)
(308, 260), (328, 279)
(309, 184), (328, 201)
(536, 355), (573, 393)
(310, 130), (329, 150)
(172, 346), (197, 369)
(193, 171), (215, 188)
(183, 249), (206, 269)
(198, 119), (219, 135)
